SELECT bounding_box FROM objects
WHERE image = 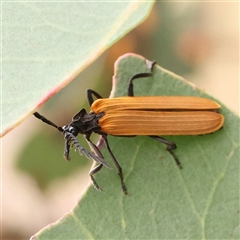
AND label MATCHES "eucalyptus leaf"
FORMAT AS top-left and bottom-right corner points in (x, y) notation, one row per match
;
(1, 1), (154, 136)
